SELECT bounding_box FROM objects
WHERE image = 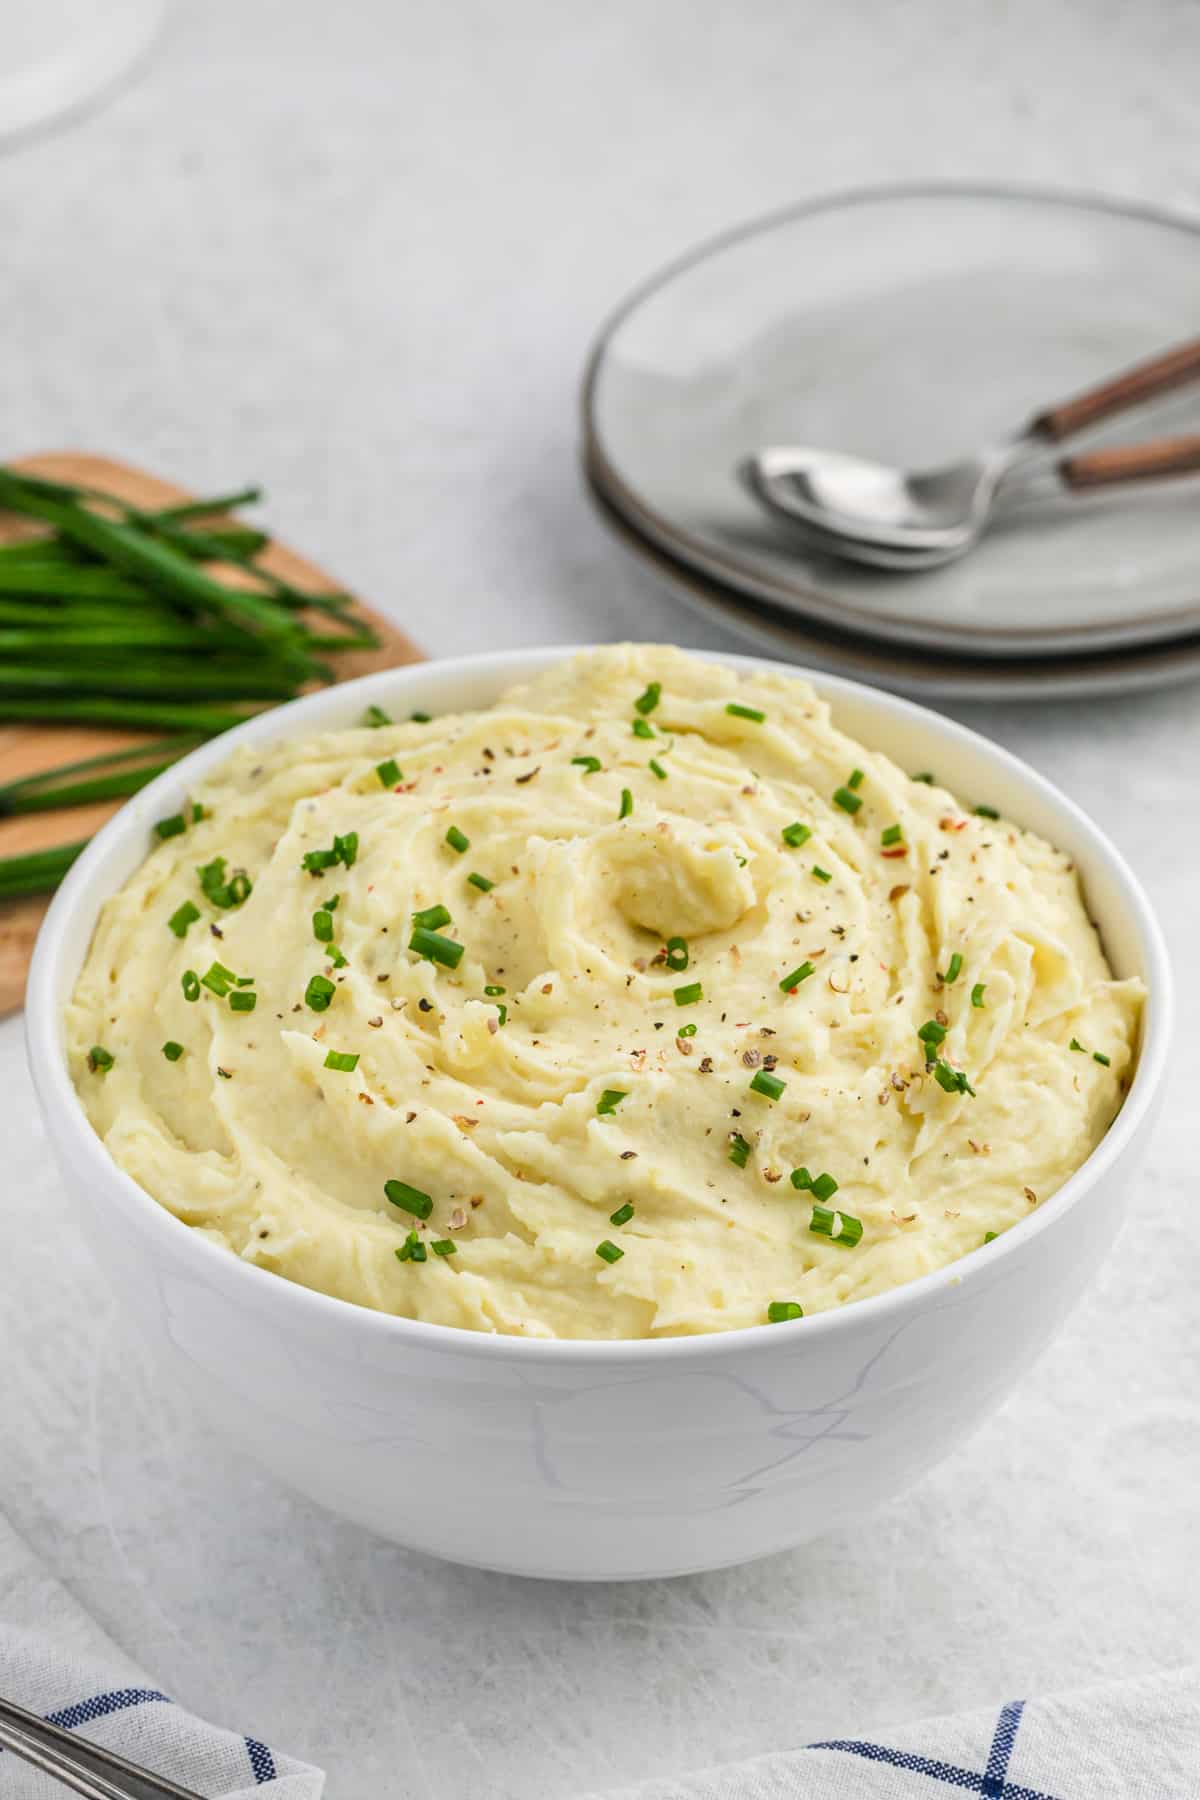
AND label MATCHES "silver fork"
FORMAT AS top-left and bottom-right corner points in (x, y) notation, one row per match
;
(0, 1692), (203, 1799)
